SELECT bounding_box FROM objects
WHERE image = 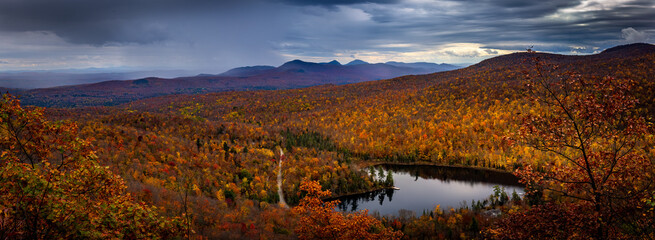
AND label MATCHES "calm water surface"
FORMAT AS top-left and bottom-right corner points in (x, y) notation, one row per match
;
(336, 165), (524, 217)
